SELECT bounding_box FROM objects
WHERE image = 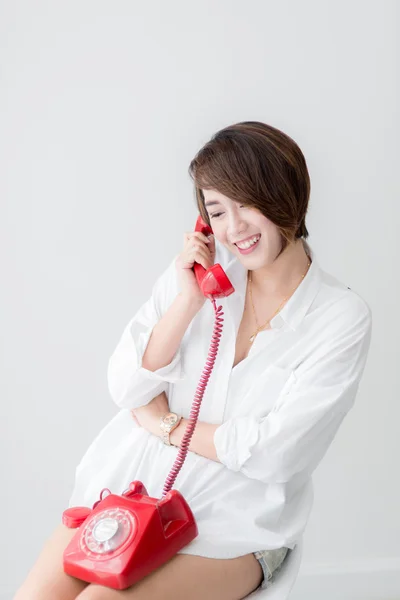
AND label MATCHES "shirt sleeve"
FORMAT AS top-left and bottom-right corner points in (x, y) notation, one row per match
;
(213, 296), (373, 484)
(107, 254), (185, 410)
